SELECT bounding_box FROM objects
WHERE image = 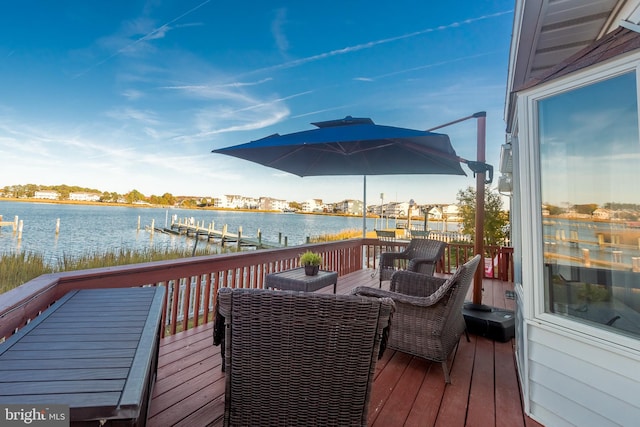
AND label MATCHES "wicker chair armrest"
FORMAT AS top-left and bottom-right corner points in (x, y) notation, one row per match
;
(352, 285), (444, 308)
(351, 286), (396, 299)
(213, 288), (232, 371)
(390, 270), (446, 296)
